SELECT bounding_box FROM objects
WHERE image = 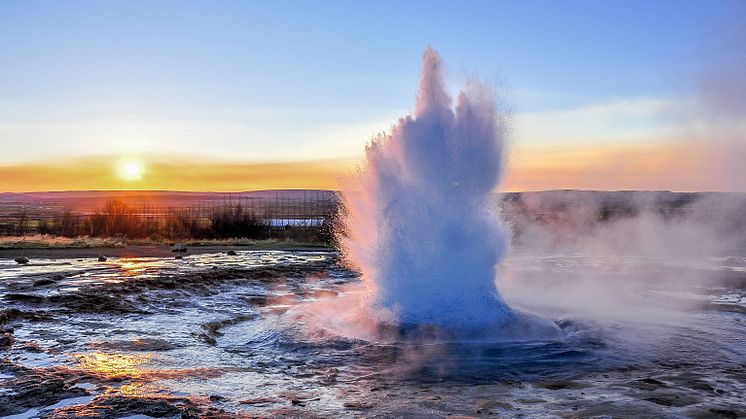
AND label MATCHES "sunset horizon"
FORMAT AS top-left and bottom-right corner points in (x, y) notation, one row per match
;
(0, 139), (736, 193)
(1, 2), (745, 417)
(2, 1), (745, 194)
